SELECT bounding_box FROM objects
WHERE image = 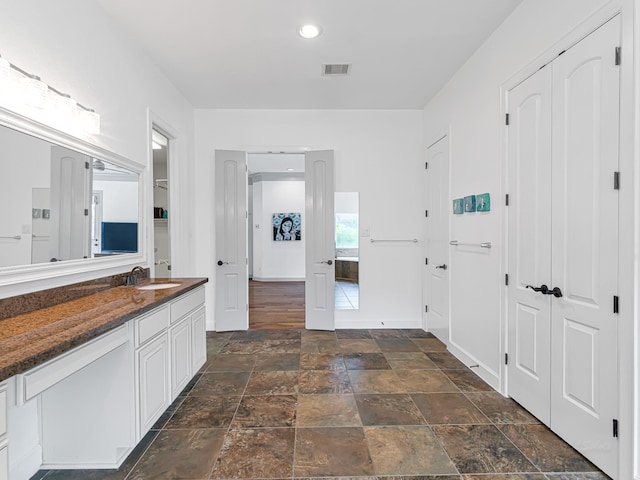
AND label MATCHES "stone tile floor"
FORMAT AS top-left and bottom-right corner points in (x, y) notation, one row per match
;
(32, 329), (610, 479)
